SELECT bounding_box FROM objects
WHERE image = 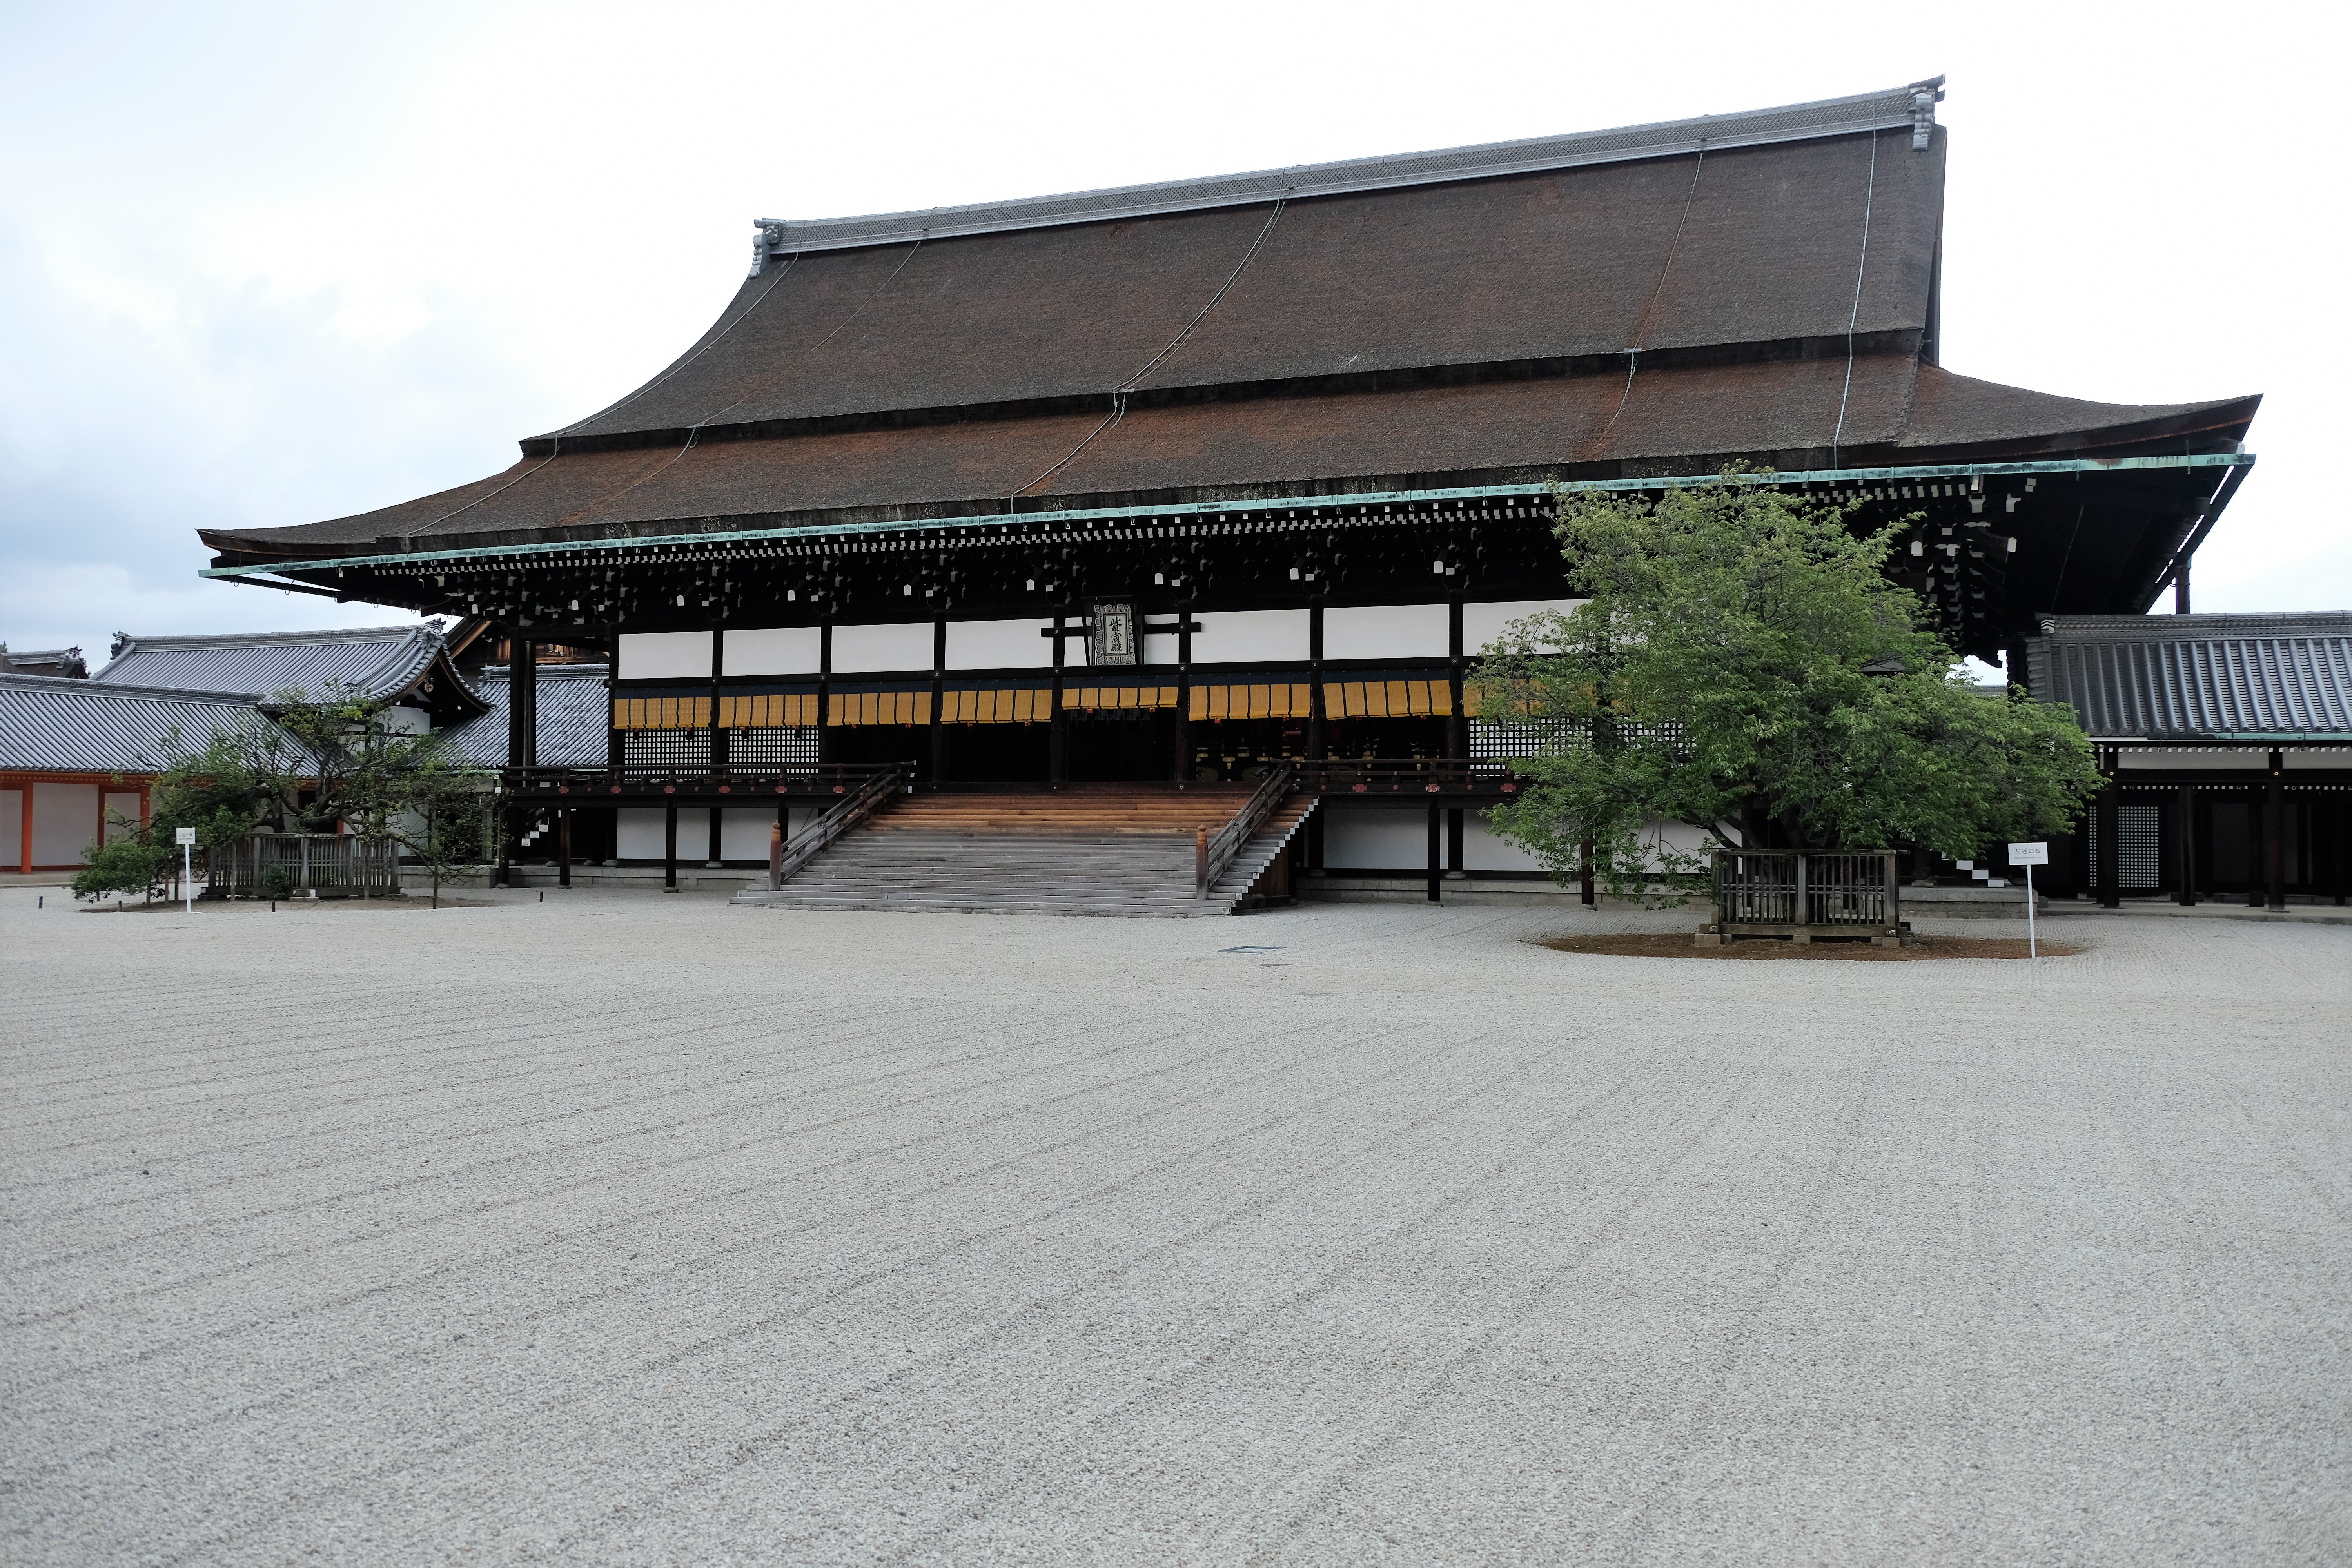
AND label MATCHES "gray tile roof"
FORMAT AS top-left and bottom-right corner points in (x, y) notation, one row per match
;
(0, 648), (88, 679)
(2028, 613), (2352, 741)
(444, 666), (611, 768)
(95, 626), (448, 702)
(0, 674), (272, 774)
